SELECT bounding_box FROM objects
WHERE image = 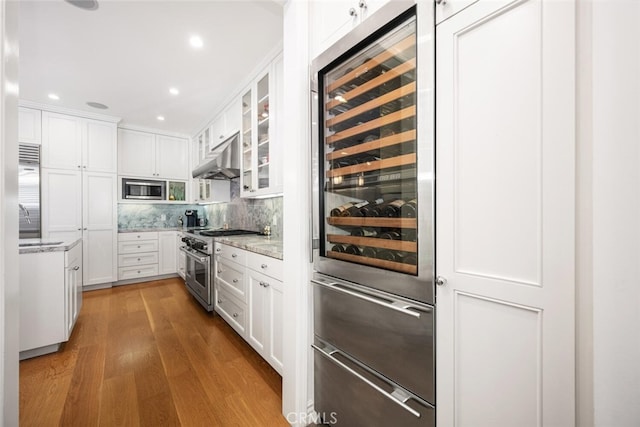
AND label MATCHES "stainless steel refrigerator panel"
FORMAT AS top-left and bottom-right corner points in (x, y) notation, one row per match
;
(312, 273), (434, 403)
(18, 144), (41, 239)
(314, 339), (434, 427)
